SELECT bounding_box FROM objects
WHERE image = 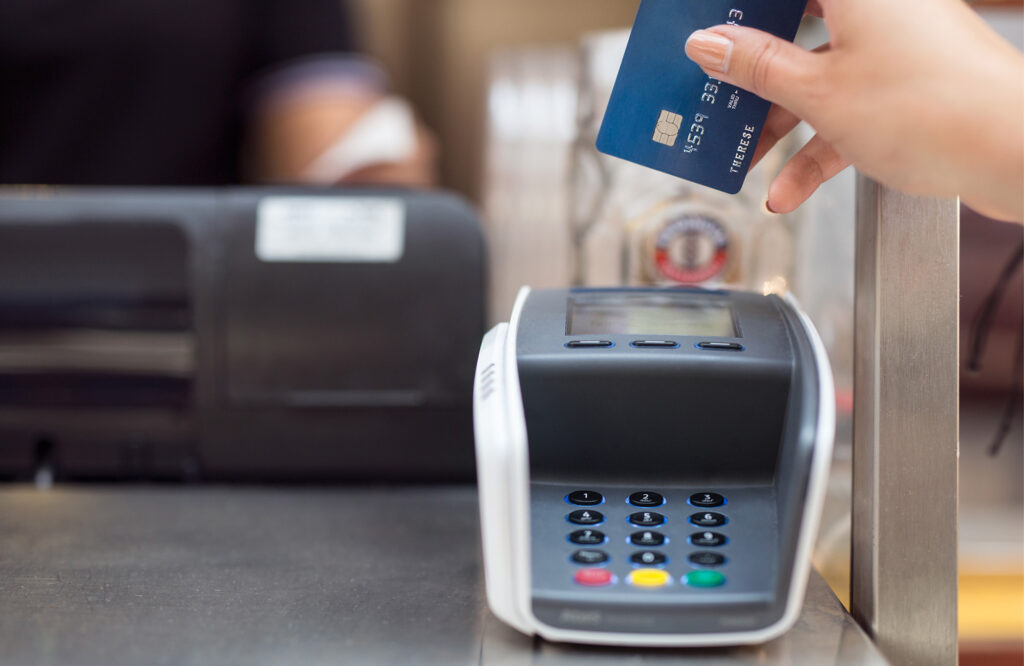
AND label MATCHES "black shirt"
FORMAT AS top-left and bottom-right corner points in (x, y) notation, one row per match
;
(0, 0), (354, 185)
